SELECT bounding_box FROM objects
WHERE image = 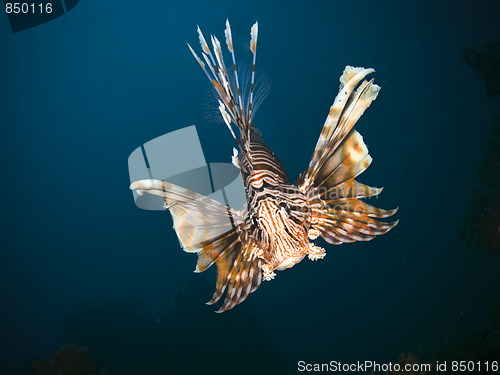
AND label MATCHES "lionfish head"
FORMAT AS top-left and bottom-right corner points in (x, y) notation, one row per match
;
(251, 193), (312, 271)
